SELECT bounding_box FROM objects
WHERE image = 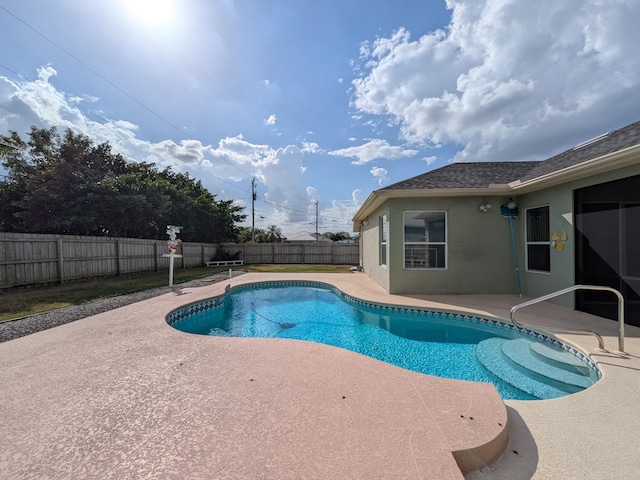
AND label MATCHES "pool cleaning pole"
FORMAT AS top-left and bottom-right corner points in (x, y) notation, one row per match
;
(508, 213), (523, 297)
